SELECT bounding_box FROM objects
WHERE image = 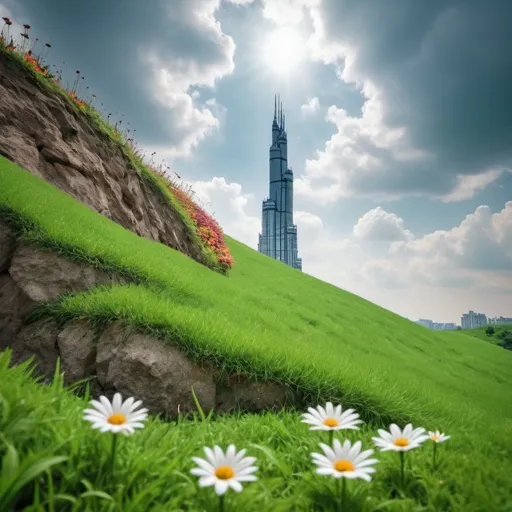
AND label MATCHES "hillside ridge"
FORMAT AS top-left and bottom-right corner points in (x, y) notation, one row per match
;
(0, 46), (231, 272)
